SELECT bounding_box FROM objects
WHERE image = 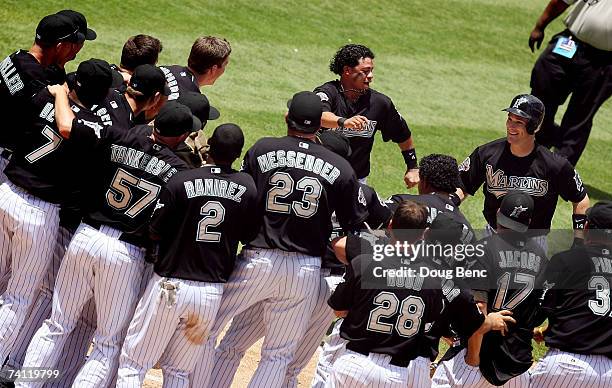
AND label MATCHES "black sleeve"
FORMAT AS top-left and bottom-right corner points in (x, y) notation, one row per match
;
(363, 185), (392, 229)
(328, 258), (360, 311)
(149, 184), (177, 238)
(345, 232), (383, 261)
(458, 147), (485, 196)
(69, 118), (106, 150)
(239, 182), (260, 244)
(443, 279), (486, 338)
(240, 146), (256, 176)
(537, 253), (566, 322)
(333, 172), (369, 233)
(313, 83), (337, 113)
(379, 100), (411, 143)
(556, 162), (587, 203)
